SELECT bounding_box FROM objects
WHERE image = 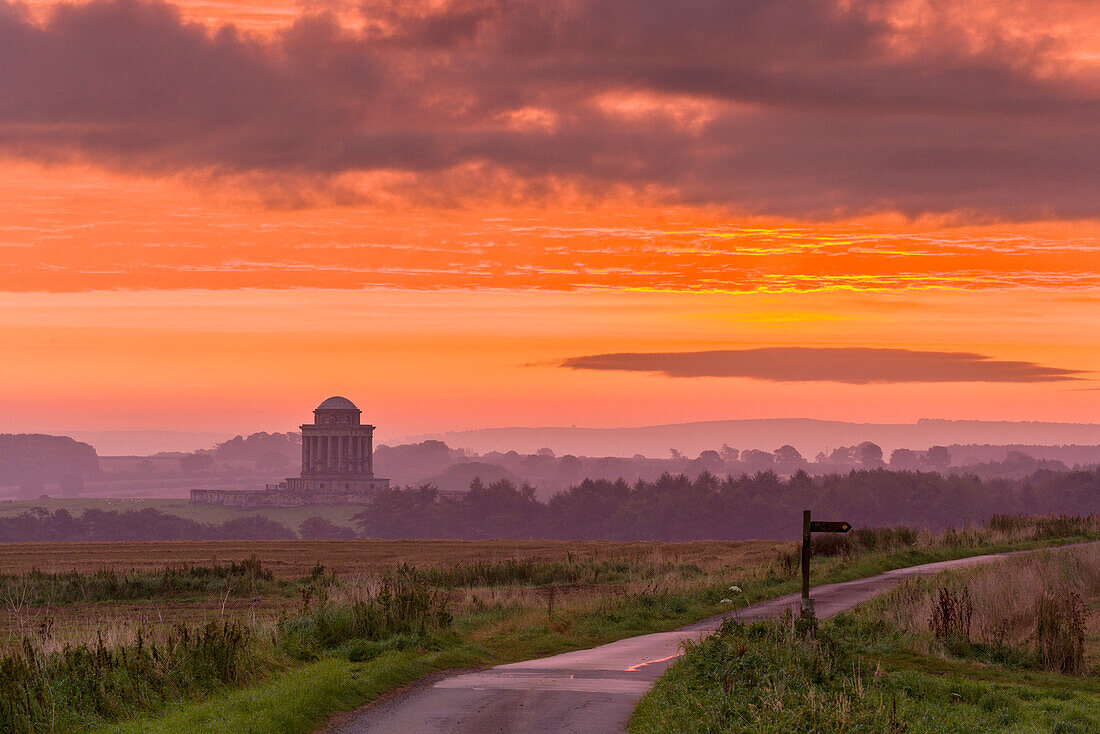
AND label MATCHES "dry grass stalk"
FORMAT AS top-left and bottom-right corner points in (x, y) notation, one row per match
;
(862, 543), (1100, 674)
